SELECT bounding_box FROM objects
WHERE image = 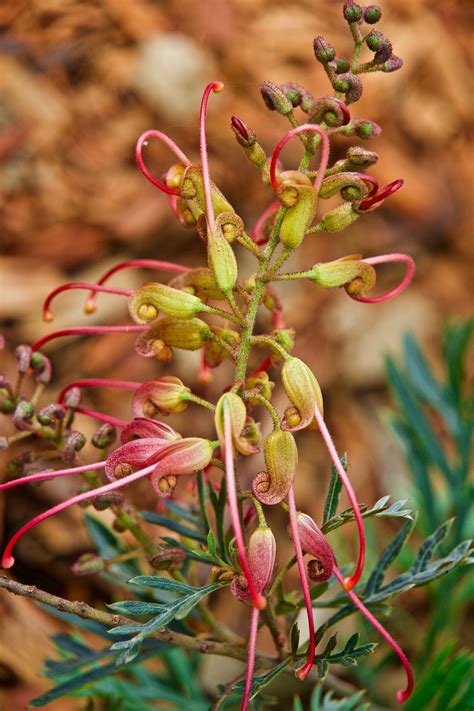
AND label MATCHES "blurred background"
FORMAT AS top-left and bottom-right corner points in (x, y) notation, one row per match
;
(0, 0), (472, 708)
